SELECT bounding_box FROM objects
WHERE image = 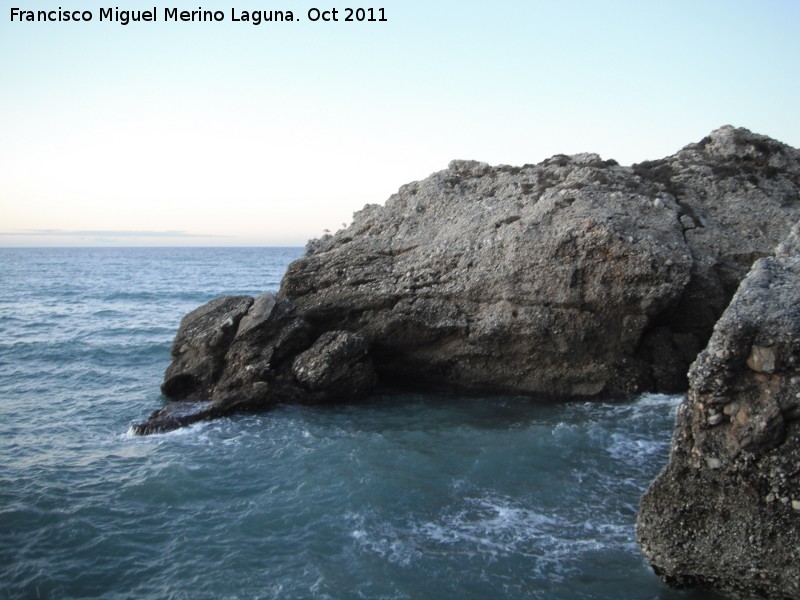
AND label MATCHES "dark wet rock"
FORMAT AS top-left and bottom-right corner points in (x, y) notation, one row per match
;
(132, 400), (220, 435)
(160, 295), (254, 399)
(637, 222), (800, 599)
(292, 330), (376, 397)
(136, 295), (376, 434)
(136, 126), (800, 435)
